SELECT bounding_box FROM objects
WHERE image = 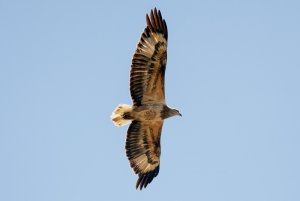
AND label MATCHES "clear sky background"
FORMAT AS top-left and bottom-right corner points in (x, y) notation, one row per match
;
(1, 0), (300, 201)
